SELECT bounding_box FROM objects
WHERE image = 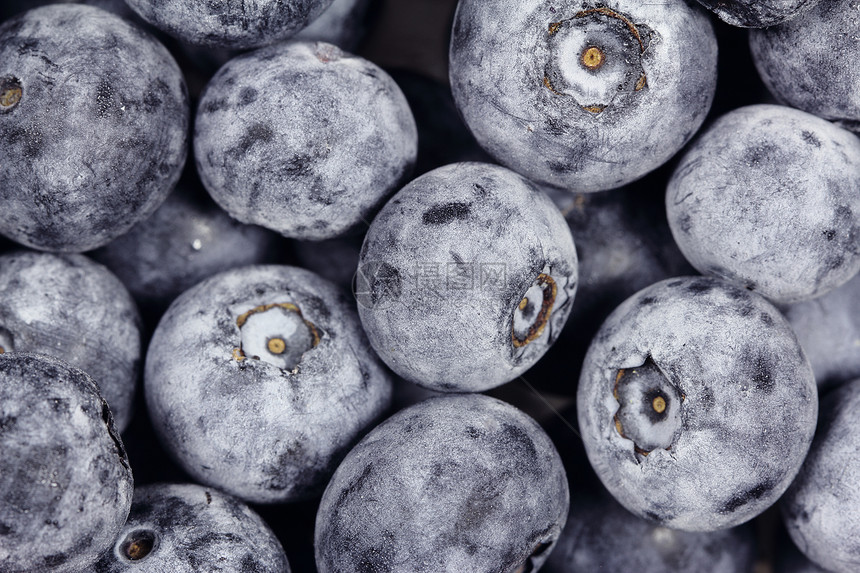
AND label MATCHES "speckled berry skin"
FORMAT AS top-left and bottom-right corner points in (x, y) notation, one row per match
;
(0, 353), (133, 573)
(315, 394), (569, 573)
(0, 251), (141, 432)
(781, 379), (860, 572)
(91, 183), (281, 316)
(145, 265), (392, 504)
(94, 483), (290, 572)
(296, 0), (372, 50)
(577, 276), (817, 532)
(695, 0), (819, 27)
(356, 162), (578, 392)
(751, 0), (860, 132)
(195, 41), (417, 241)
(449, 0), (717, 192)
(667, 104), (860, 303)
(125, 0), (333, 49)
(544, 490), (757, 572)
(0, 0), (138, 23)
(781, 272), (860, 390)
(0, 5), (188, 252)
